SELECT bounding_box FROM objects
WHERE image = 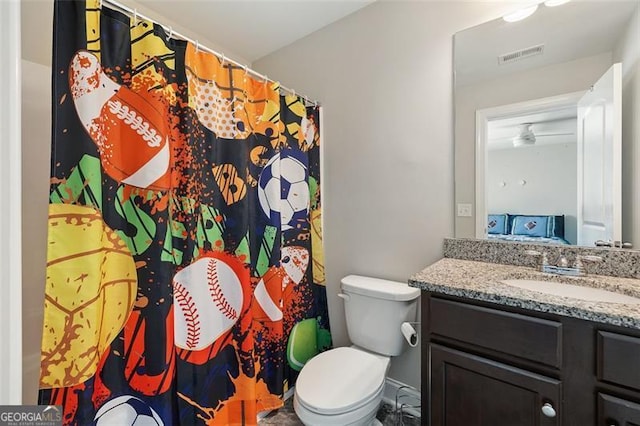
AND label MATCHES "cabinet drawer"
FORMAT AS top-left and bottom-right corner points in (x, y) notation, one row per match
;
(598, 331), (640, 391)
(430, 298), (562, 368)
(597, 393), (640, 425)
